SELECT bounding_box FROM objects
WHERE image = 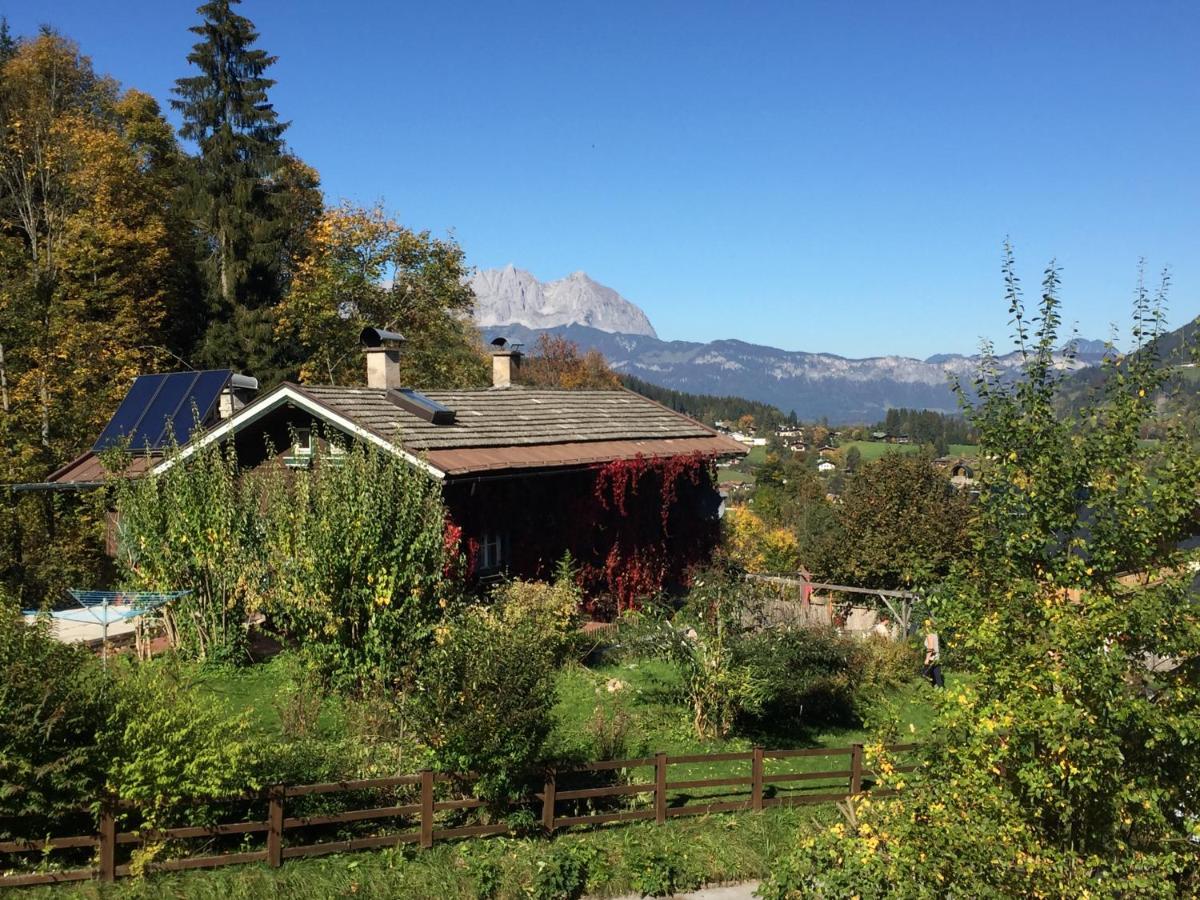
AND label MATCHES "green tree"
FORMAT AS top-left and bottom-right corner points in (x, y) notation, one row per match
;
(762, 254), (1200, 896)
(845, 444), (862, 473)
(276, 202), (487, 389)
(753, 451), (838, 561)
(172, 0), (290, 375)
(820, 450), (971, 589)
